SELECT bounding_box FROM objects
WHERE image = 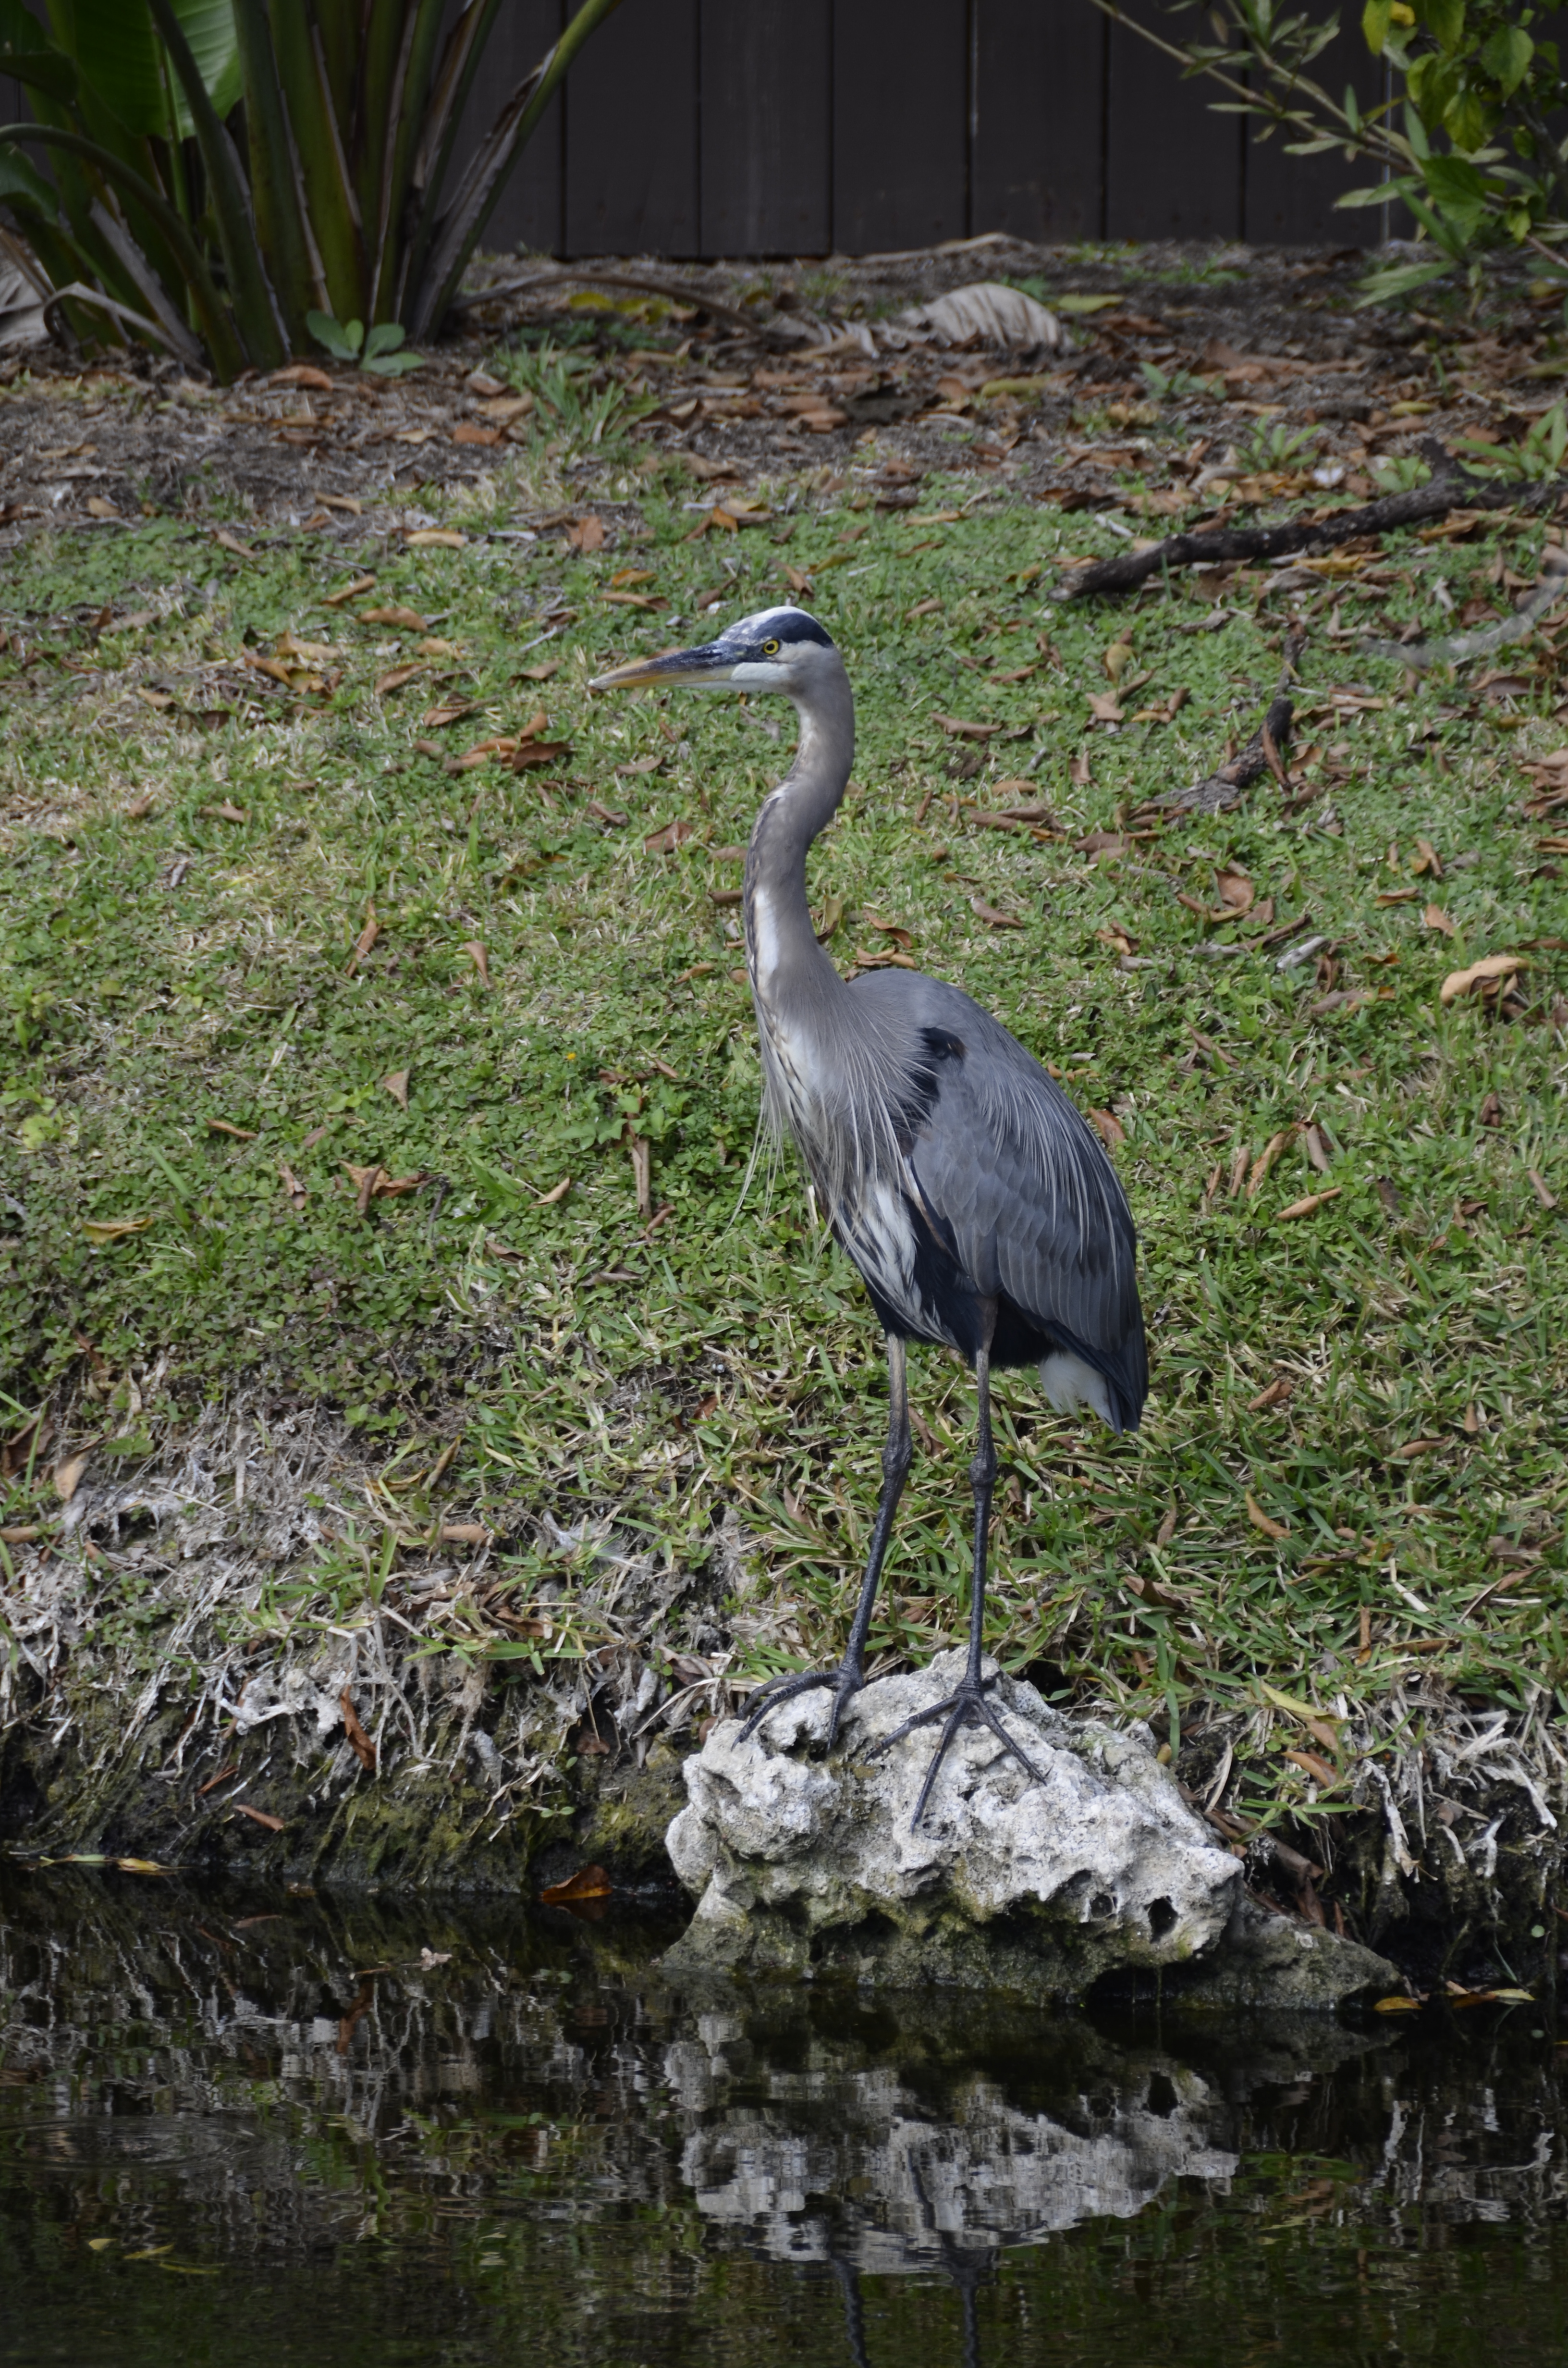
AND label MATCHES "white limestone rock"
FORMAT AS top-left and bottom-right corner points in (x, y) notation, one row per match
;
(664, 1649), (1243, 1998)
